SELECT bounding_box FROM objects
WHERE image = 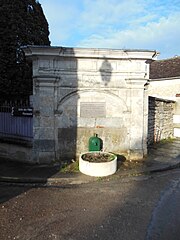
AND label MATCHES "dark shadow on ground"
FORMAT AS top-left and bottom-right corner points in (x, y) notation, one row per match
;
(0, 158), (60, 203)
(0, 183), (31, 204)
